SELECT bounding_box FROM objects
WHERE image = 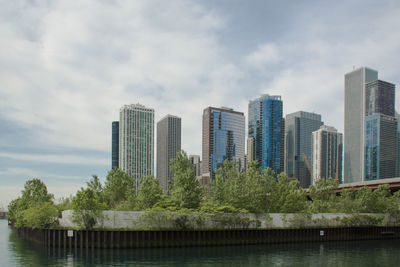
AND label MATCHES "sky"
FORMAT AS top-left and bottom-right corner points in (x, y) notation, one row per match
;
(1, 0), (400, 208)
